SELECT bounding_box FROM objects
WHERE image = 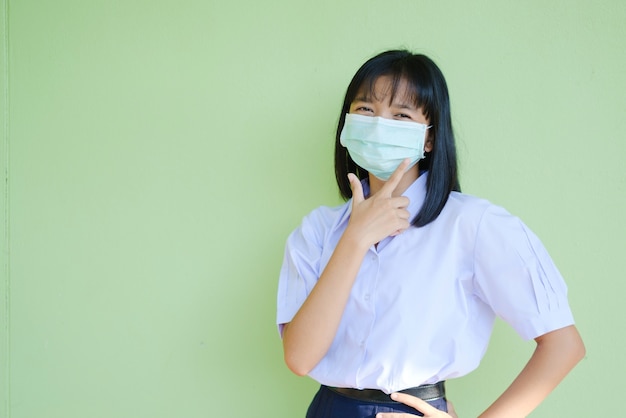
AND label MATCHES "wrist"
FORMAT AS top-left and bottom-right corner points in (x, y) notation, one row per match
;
(339, 227), (372, 254)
